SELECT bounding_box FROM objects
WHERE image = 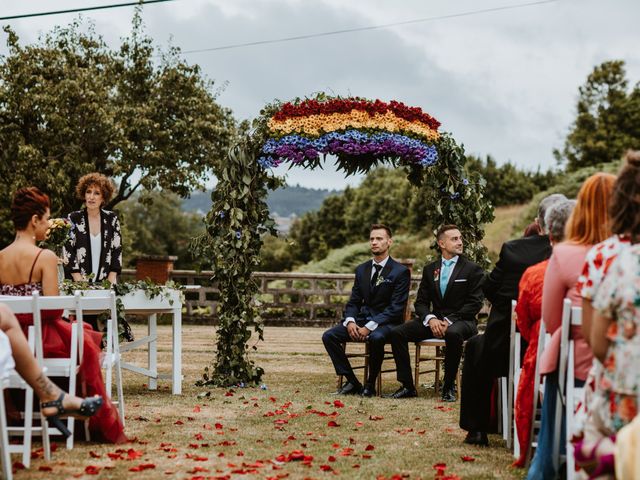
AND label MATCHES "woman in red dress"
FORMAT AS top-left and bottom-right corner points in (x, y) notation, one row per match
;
(0, 187), (126, 443)
(512, 198), (575, 467)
